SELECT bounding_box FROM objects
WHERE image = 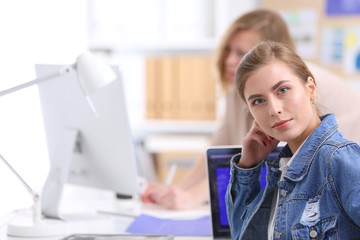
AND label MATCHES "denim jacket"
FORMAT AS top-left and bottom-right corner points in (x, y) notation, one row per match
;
(226, 114), (360, 239)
